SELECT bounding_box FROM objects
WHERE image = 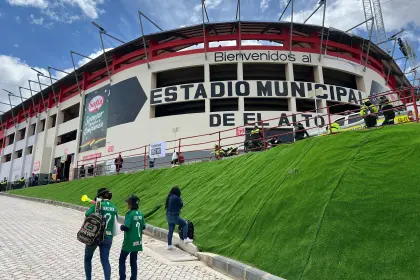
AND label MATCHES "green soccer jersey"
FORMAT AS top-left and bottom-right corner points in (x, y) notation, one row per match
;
(85, 200), (118, 240)
(122, 210), (146, 252)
